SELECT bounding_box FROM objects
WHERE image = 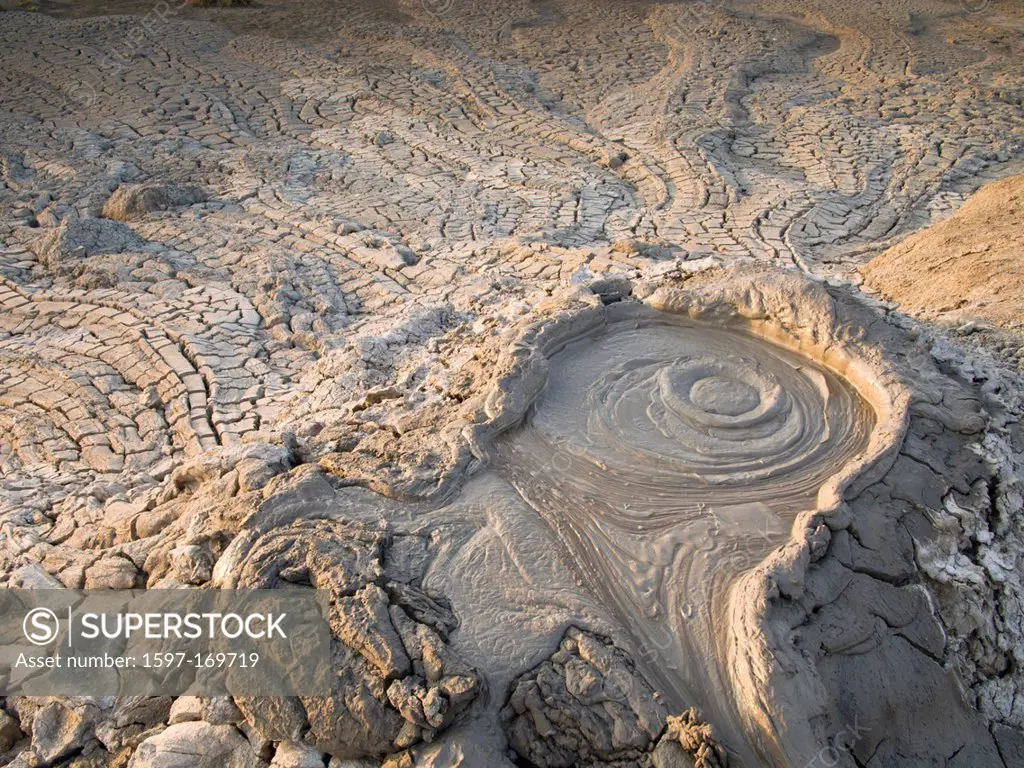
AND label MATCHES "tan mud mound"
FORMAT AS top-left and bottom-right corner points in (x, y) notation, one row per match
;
(862, 176), (1024, 329)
